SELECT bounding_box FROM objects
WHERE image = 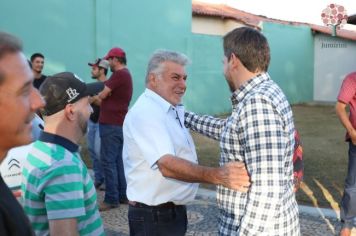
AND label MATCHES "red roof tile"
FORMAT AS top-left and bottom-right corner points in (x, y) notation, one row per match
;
(192, 0), (356, 41)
